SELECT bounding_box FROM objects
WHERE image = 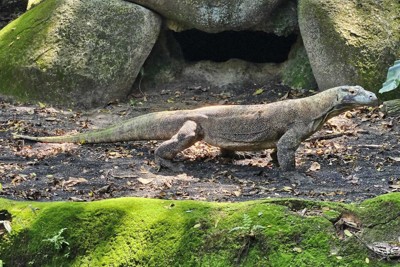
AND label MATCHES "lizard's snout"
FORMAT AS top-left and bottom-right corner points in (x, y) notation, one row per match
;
(367, 92), (379, 106)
